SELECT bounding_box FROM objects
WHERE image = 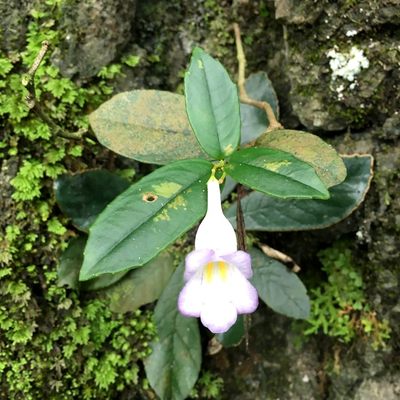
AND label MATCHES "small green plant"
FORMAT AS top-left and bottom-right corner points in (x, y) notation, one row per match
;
(305, 242), (390, 348)
(190, 371), (224, 399)
(51, 25), (374, 400)
(0, 1), (155, 399)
